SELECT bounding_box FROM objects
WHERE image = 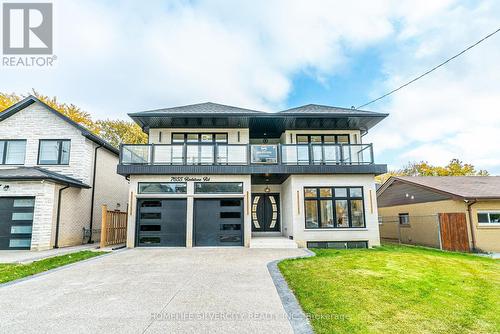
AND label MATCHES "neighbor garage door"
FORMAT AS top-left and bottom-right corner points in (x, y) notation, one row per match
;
(194, 198), (243, 246)
(136, 199), (187, 247)
(0, 197), (35, 250)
